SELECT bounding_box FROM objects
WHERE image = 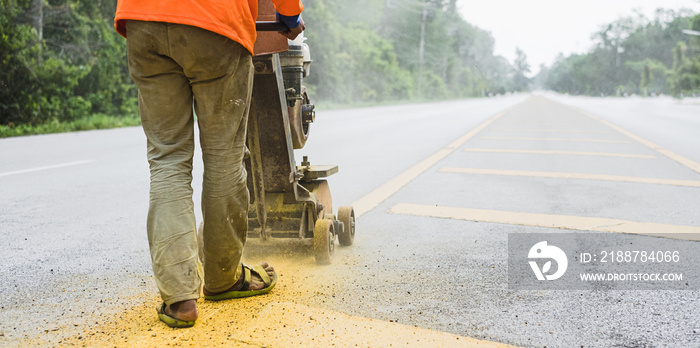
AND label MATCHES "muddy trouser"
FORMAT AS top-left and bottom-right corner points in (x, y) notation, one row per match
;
(126, 20), (252, 305)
